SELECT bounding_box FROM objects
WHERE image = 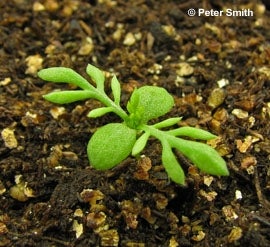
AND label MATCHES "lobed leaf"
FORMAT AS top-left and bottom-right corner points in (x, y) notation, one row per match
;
(169, 137), (229, 176)
(43, 90), (97, 104)
(153, 117), (182, 129)
(86, 64), (105, 91)
(168, 127), (217, 140)
(87, 107), (114, 118)
(132, 132), (150, 156)
(126, 88), (139, 113)
(38, 67), (93, 90)
(127, 86), (174, 124)
(111, 75), (121, 105)
(87, 123), (136, 170)
(161, 140), (185, 185)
